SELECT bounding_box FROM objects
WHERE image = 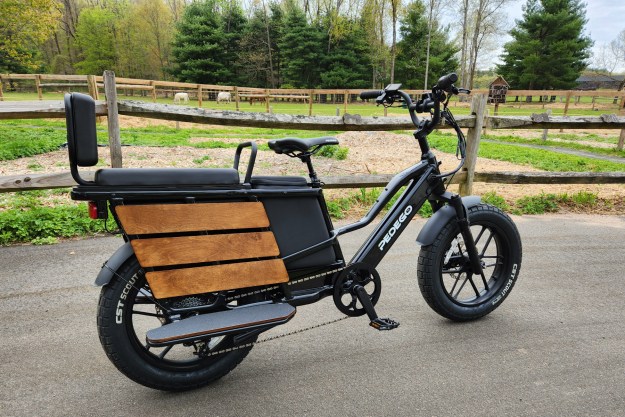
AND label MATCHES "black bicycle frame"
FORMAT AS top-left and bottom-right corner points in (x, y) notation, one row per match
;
(282, 158), (440, 272)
